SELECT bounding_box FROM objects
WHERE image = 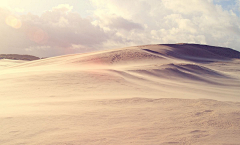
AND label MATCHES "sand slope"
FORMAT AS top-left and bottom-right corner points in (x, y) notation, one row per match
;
(0, 44), (240, 145)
